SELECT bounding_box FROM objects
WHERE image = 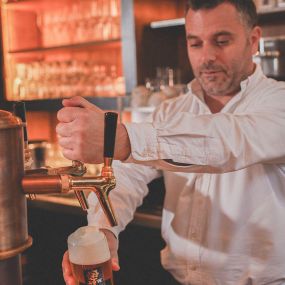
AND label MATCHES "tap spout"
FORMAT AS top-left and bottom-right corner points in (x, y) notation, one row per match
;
(69, 176), (117, 226)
